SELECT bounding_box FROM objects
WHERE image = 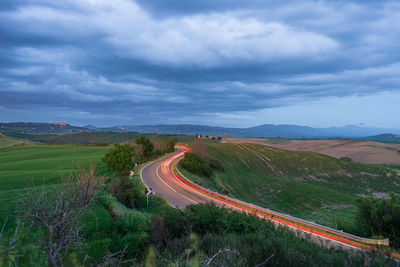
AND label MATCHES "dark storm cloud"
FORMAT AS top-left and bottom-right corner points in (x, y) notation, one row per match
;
(135, 0), (383, 17)
(1, 0), (400, 127)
